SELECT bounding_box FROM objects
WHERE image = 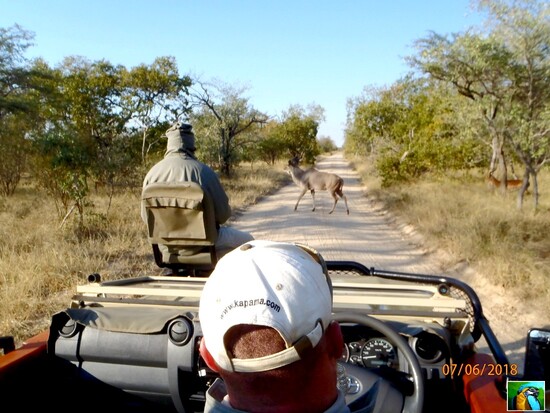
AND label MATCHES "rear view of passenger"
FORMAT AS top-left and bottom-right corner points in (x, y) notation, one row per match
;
(141, 122), (253, 274)
(199, 240), (350, 412)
